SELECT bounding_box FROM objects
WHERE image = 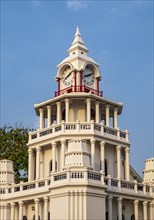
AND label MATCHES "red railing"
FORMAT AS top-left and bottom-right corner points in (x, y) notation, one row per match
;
(55, 85), (103, 97)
